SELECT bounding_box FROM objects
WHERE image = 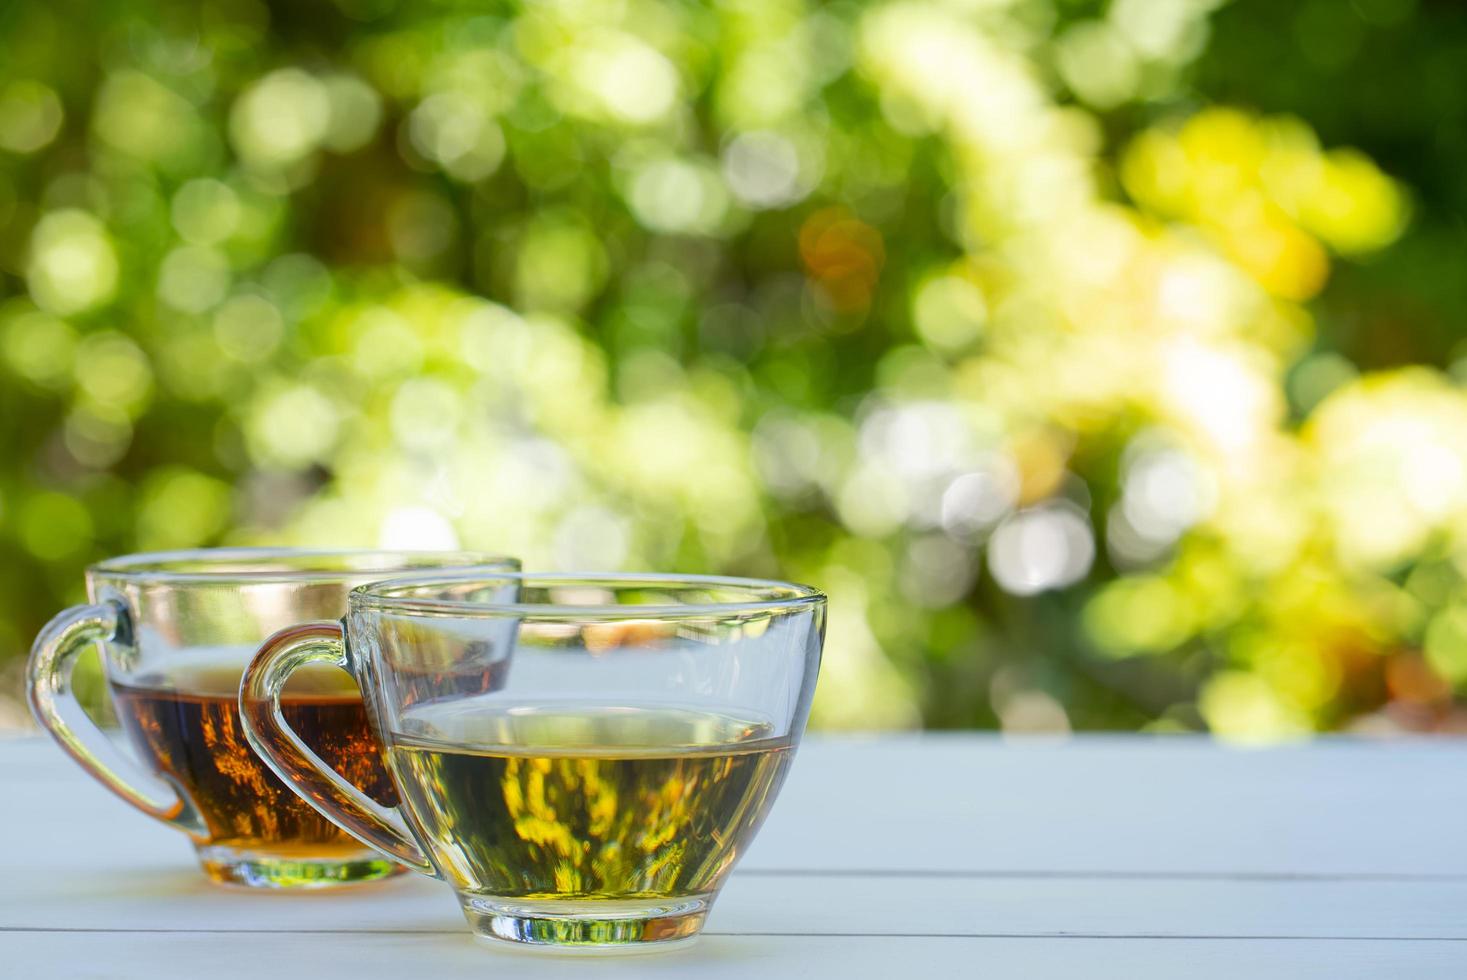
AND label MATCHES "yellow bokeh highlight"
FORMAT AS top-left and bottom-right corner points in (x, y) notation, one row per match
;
(1122, 107), (1407, 300)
